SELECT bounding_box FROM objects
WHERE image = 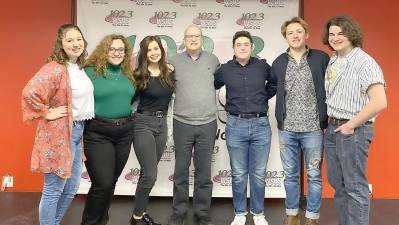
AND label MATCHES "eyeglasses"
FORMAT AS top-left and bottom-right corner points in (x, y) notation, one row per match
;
(234, 43), (252, 48)
(185, 34), (201, 40)
(108, 47), (125, 55)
